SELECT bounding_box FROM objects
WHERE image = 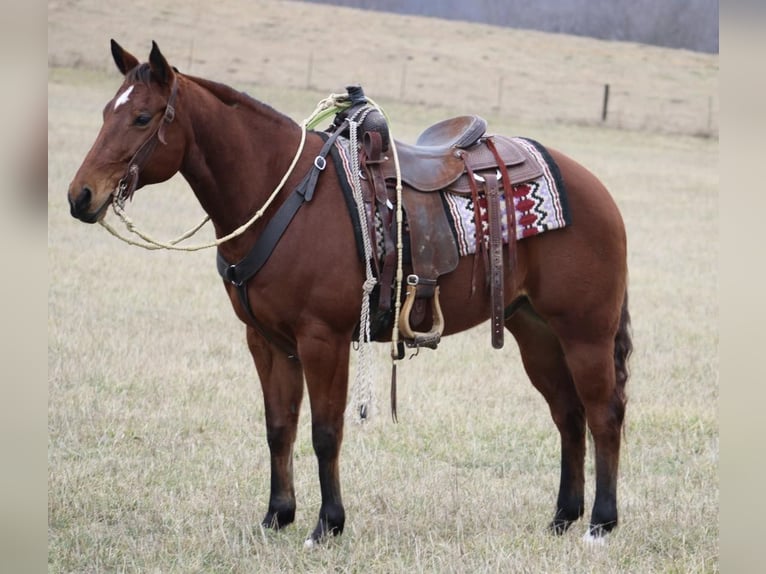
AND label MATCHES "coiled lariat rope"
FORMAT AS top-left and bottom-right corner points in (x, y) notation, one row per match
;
(345, 109), (376, 423)
(101, 91), (406, 421)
